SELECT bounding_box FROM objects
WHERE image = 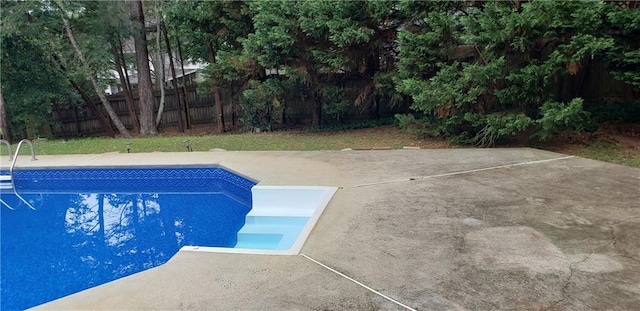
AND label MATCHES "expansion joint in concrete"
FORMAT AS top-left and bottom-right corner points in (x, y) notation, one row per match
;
(342, 156), (576, 189)
(300, 253), (417, 311)
(216, 151), (239, 165)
